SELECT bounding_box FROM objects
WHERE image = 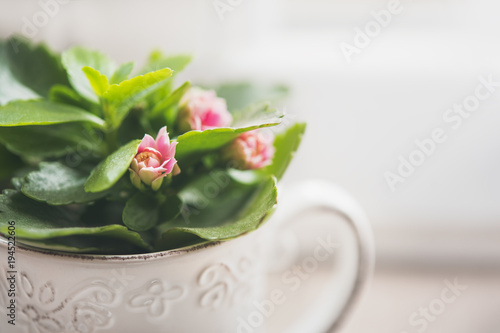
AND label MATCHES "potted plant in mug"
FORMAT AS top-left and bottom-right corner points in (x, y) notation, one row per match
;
(0, 36), (304, 254)
(0, 37), (373, 333)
